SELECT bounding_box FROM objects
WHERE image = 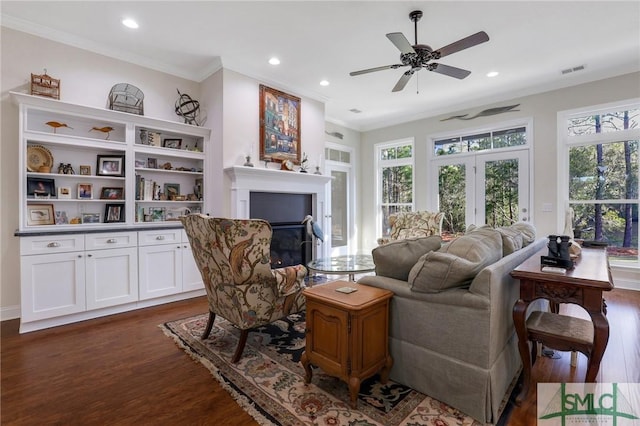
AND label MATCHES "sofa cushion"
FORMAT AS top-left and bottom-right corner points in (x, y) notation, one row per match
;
(495, 226), (524, 256)
(510, 222), (536, 246)
(372, 235), (442, 281)
(409, 228), (502, 293)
